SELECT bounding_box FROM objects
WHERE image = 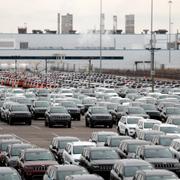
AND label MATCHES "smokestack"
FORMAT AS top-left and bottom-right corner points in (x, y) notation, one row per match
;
(113, 15), (117, 34)
(57, 13), (60, 34)
(101, 13), (105, 33)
